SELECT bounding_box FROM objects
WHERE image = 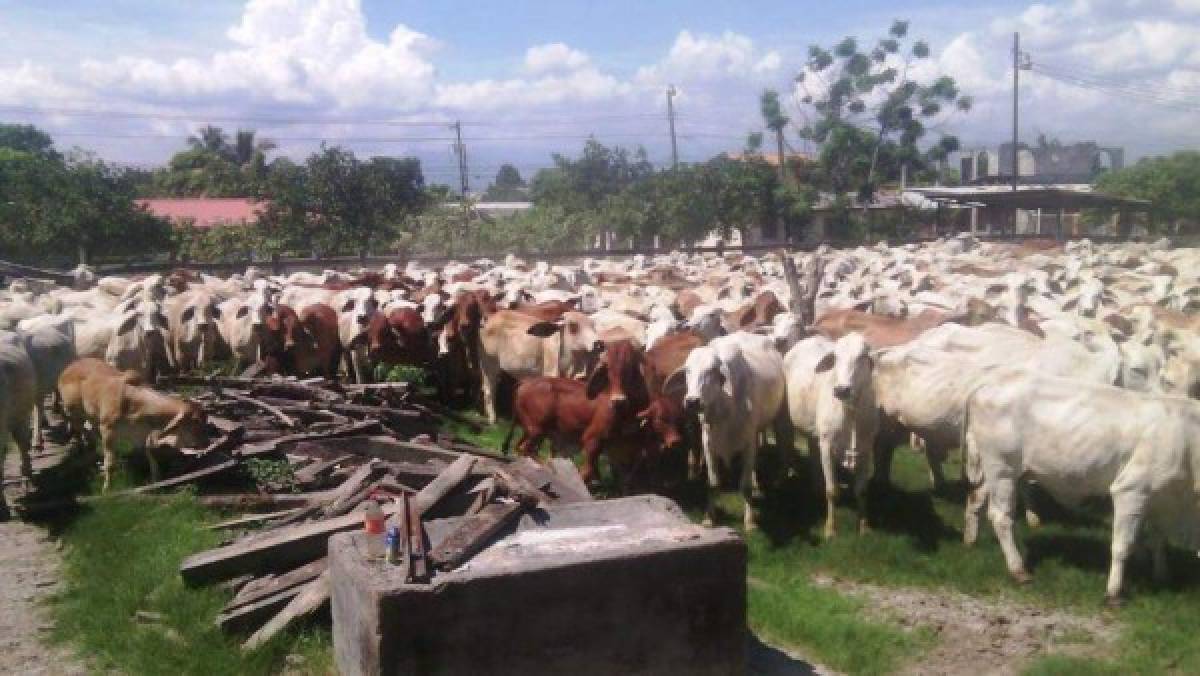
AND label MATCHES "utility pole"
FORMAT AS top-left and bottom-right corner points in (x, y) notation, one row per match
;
(666, 85), (679, 169)
(1011, 32), (1020, 193)
(452, 120), (469, 196)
